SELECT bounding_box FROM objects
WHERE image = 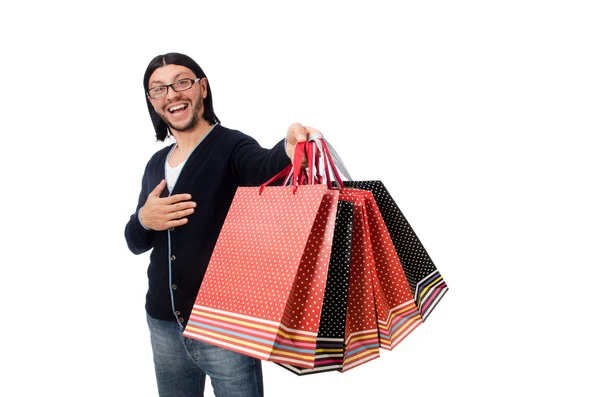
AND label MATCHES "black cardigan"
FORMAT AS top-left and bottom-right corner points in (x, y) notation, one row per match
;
(124, 124), (290, 325)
